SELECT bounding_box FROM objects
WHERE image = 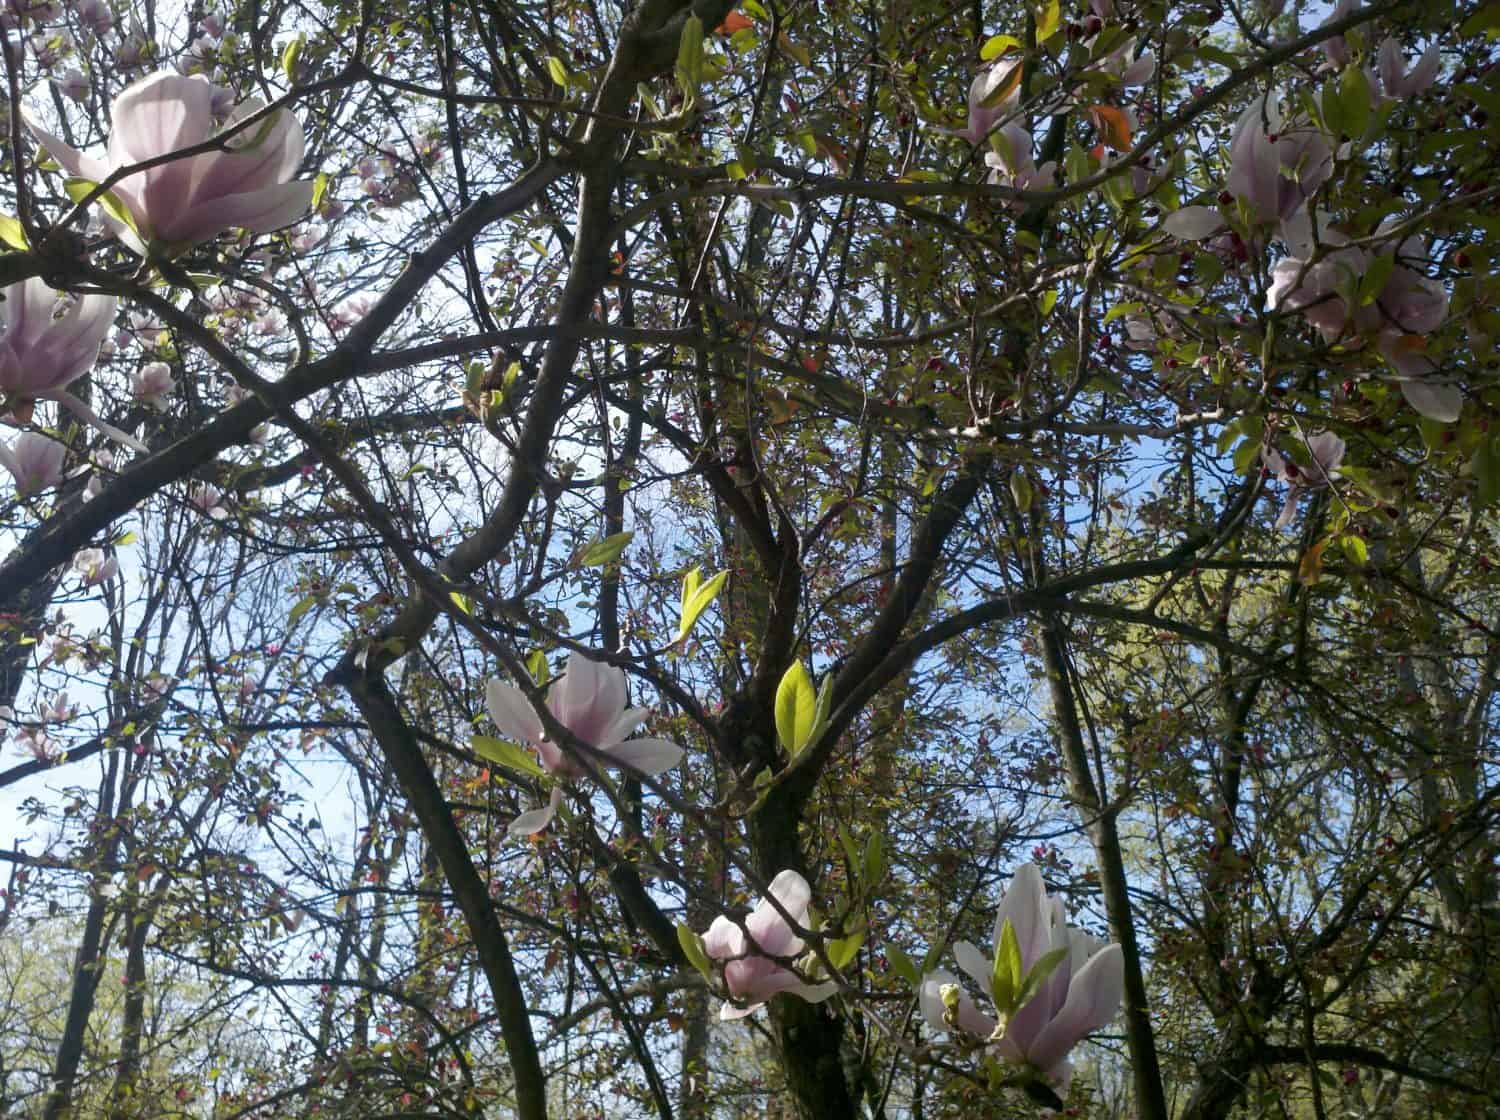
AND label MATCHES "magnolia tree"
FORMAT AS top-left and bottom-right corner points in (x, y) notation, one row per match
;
(0, 0), (1496, 1115)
